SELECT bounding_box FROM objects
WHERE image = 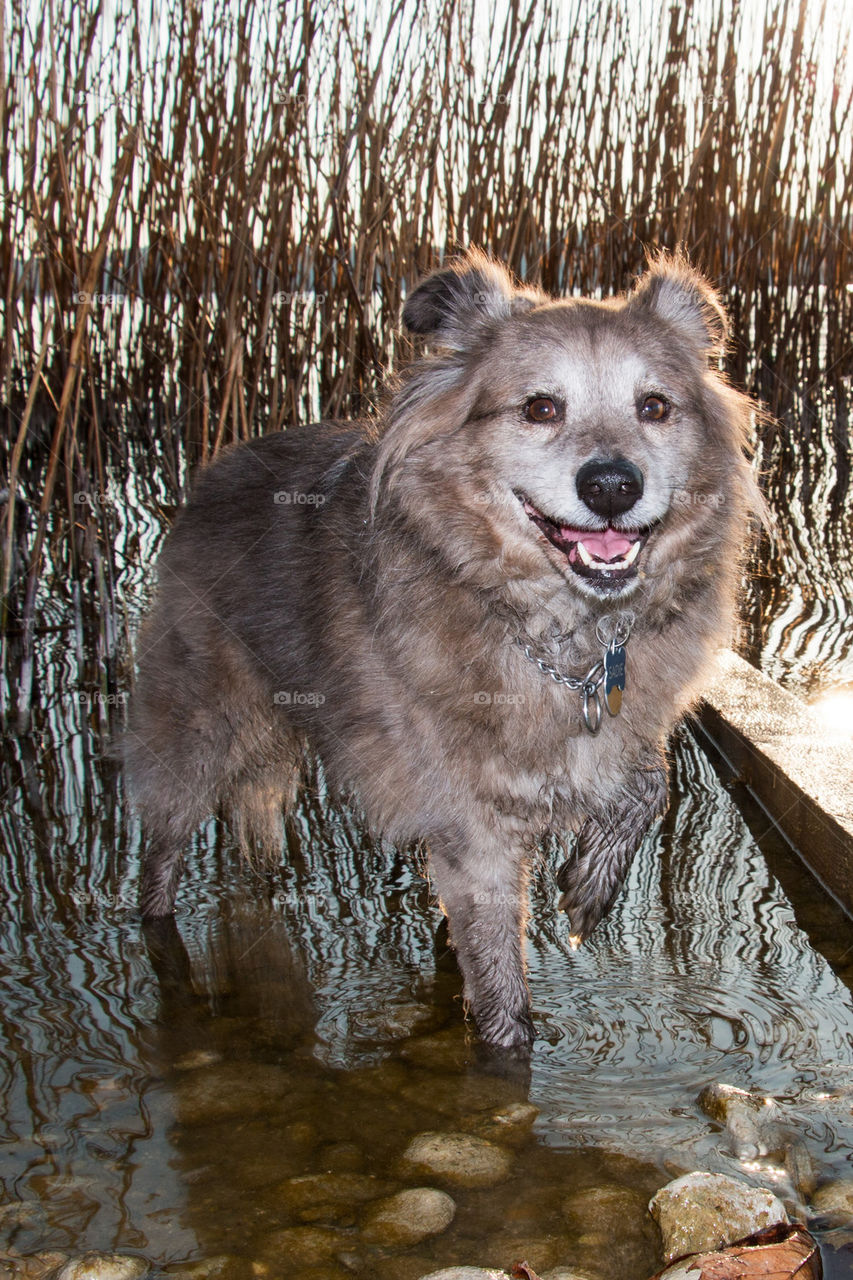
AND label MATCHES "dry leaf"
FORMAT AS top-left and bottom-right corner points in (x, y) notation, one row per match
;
(511, 1263), (544, 1280)
(694, 1224), (820, 1279)
(649, 1223), (822, 1280)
